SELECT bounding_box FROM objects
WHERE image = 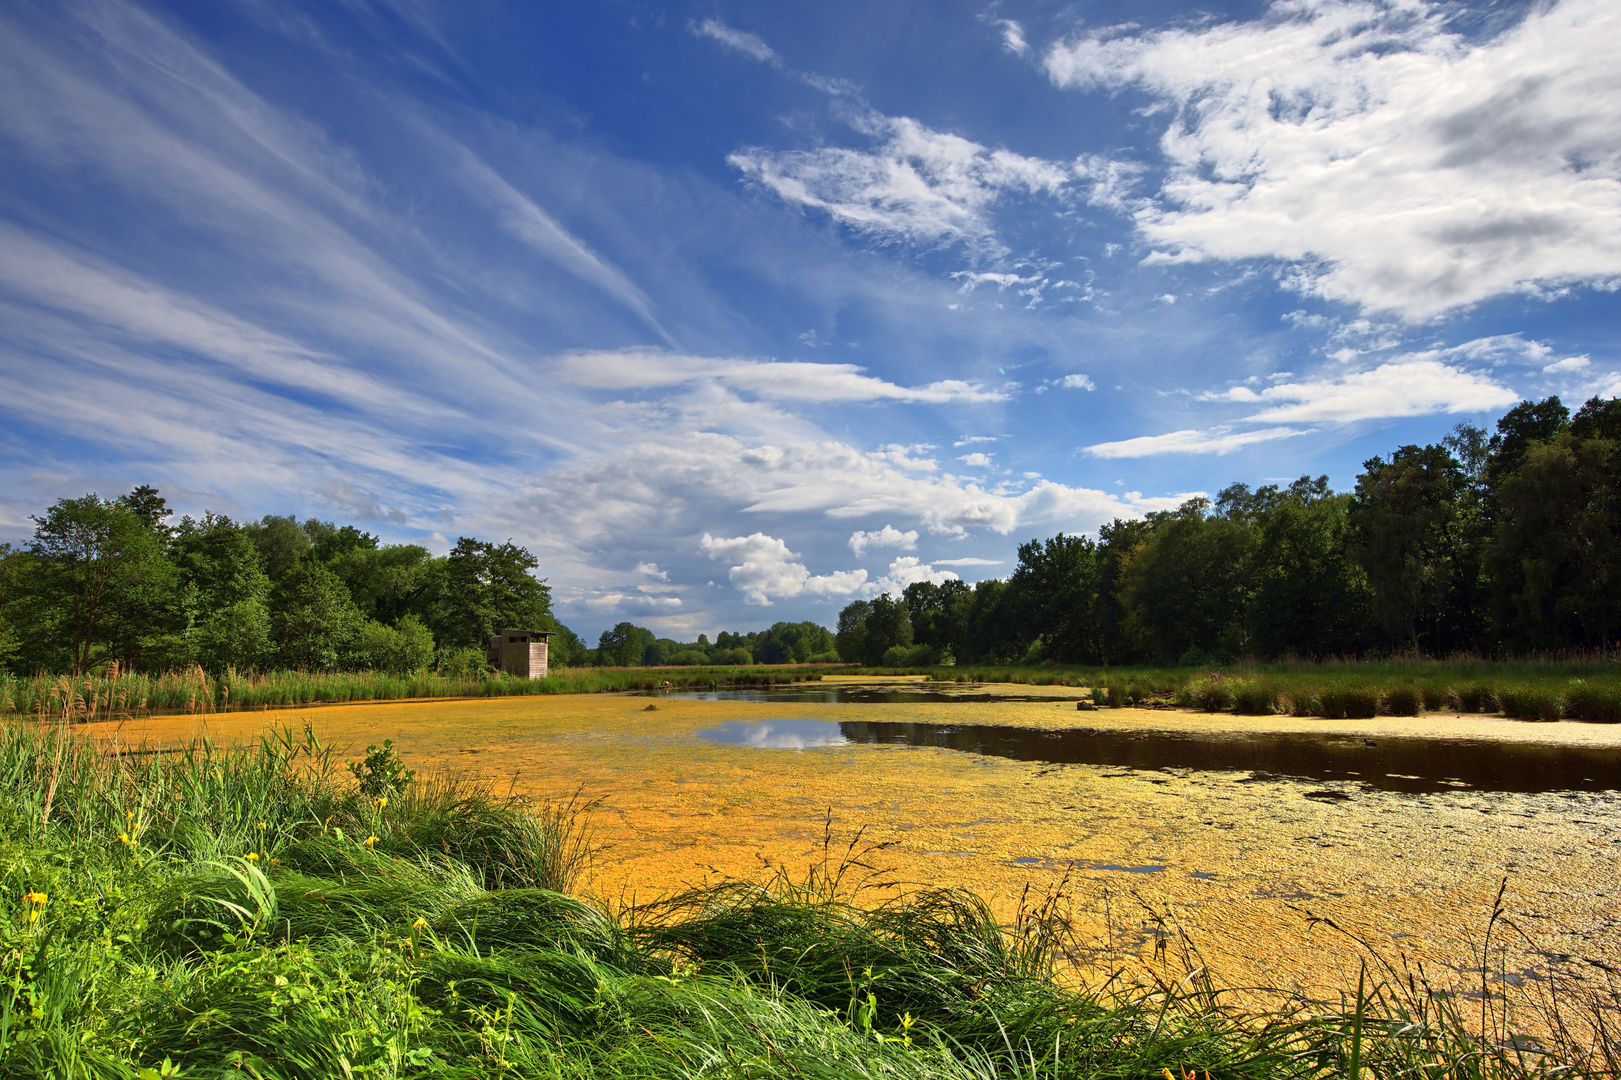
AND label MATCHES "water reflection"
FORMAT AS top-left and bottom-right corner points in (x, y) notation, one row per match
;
(696, 718), (1621, 794)
(699, 719), (850, 749)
